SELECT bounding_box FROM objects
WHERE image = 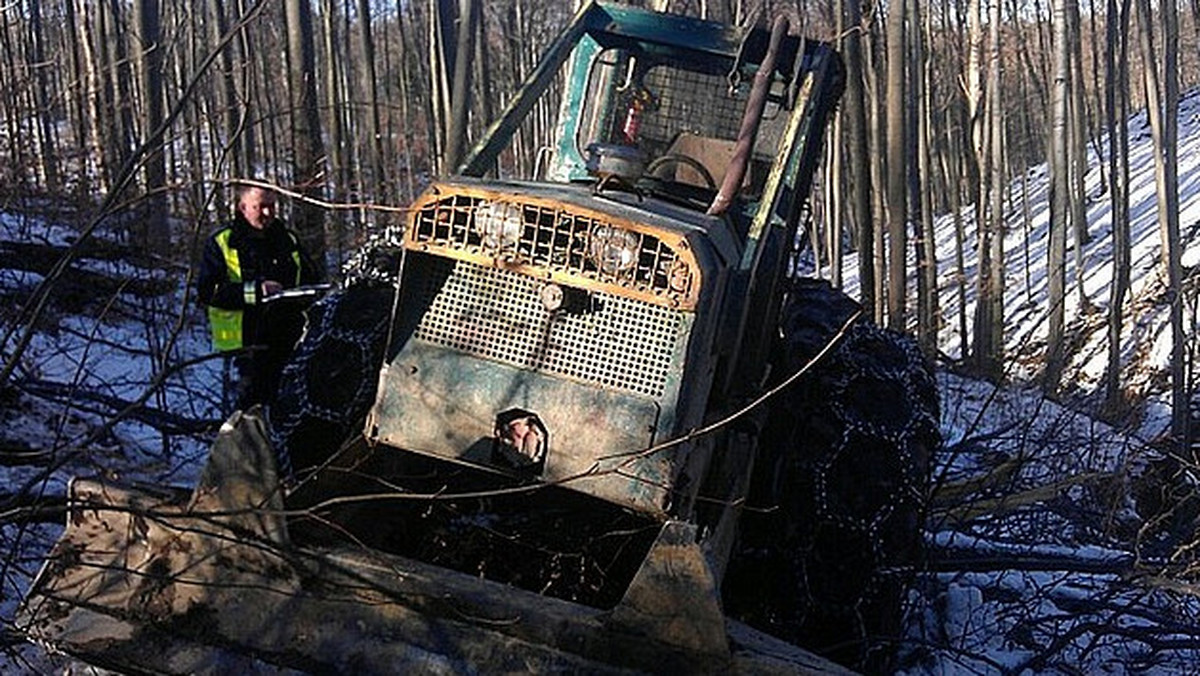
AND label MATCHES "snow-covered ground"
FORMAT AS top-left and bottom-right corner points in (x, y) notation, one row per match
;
(6, 90), (1200, 673)
(826, 90), (1200, 441)
(900, 370), (1200, 673)
(877, 92), (1200, 673)
(0, 209), (220, 673)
